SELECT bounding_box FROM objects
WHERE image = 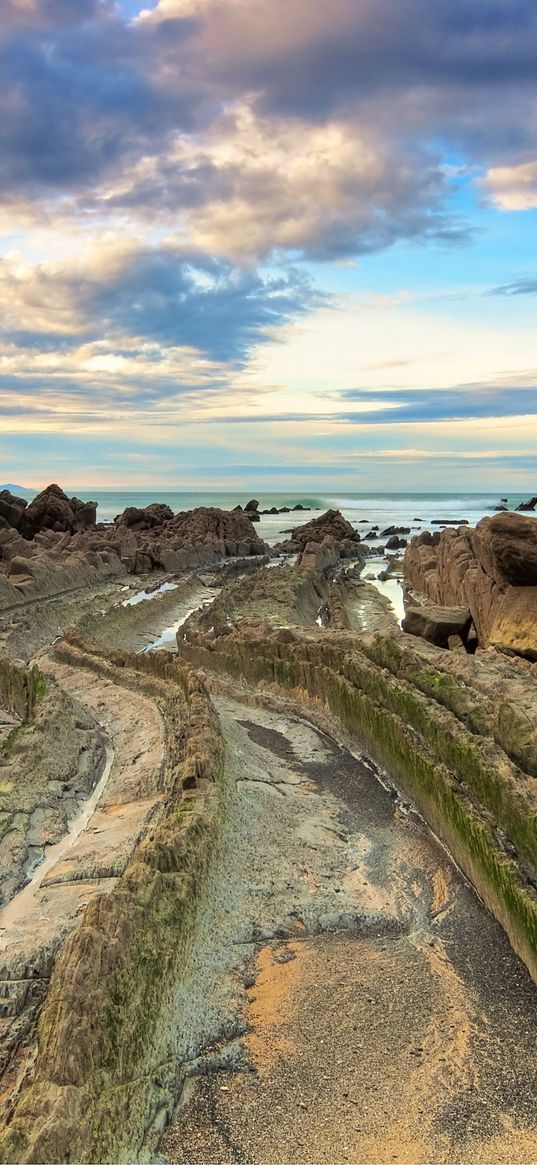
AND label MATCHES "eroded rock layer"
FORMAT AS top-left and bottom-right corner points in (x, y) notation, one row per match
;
(404, 511), (537, 658)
